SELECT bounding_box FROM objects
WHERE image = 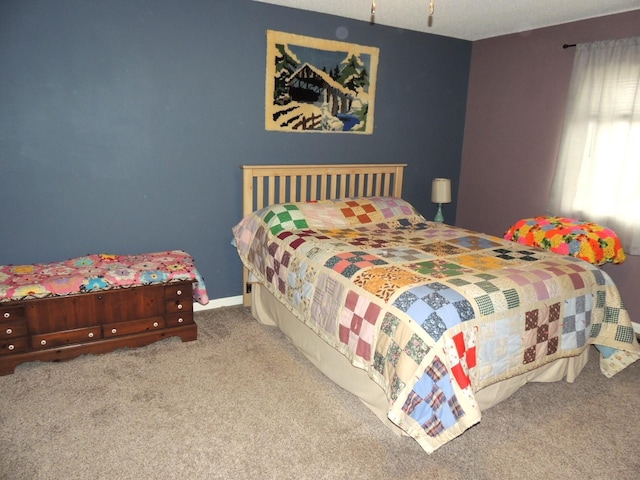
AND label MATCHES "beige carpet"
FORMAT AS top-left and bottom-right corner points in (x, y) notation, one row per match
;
(1, 306), (638, 480)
